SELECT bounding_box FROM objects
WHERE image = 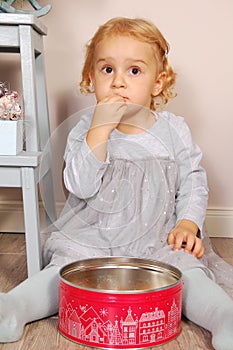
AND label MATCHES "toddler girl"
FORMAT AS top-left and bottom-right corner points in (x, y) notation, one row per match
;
(1, 17), (233, 350)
